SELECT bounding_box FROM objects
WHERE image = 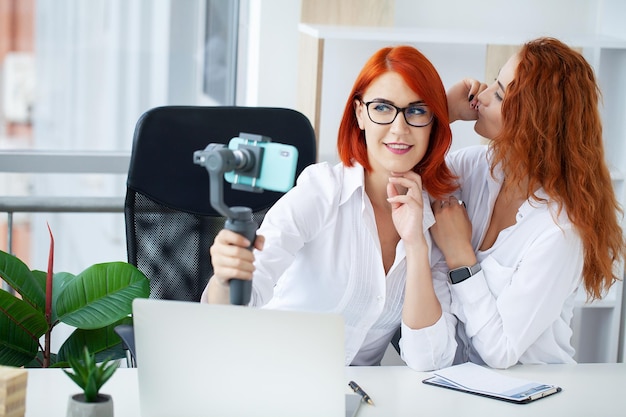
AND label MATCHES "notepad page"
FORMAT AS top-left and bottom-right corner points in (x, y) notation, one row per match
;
(433, 362), (545, 395)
